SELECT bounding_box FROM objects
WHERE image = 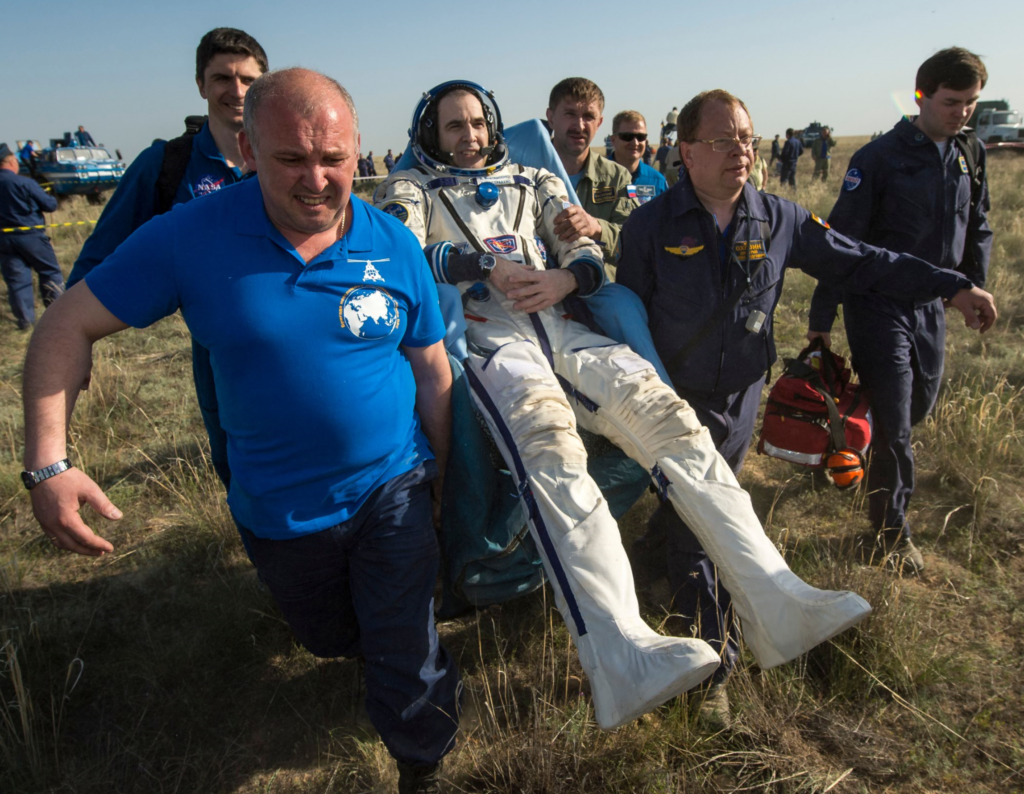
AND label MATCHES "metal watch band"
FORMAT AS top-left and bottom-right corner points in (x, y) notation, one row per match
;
(21, 459), (72, 490)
